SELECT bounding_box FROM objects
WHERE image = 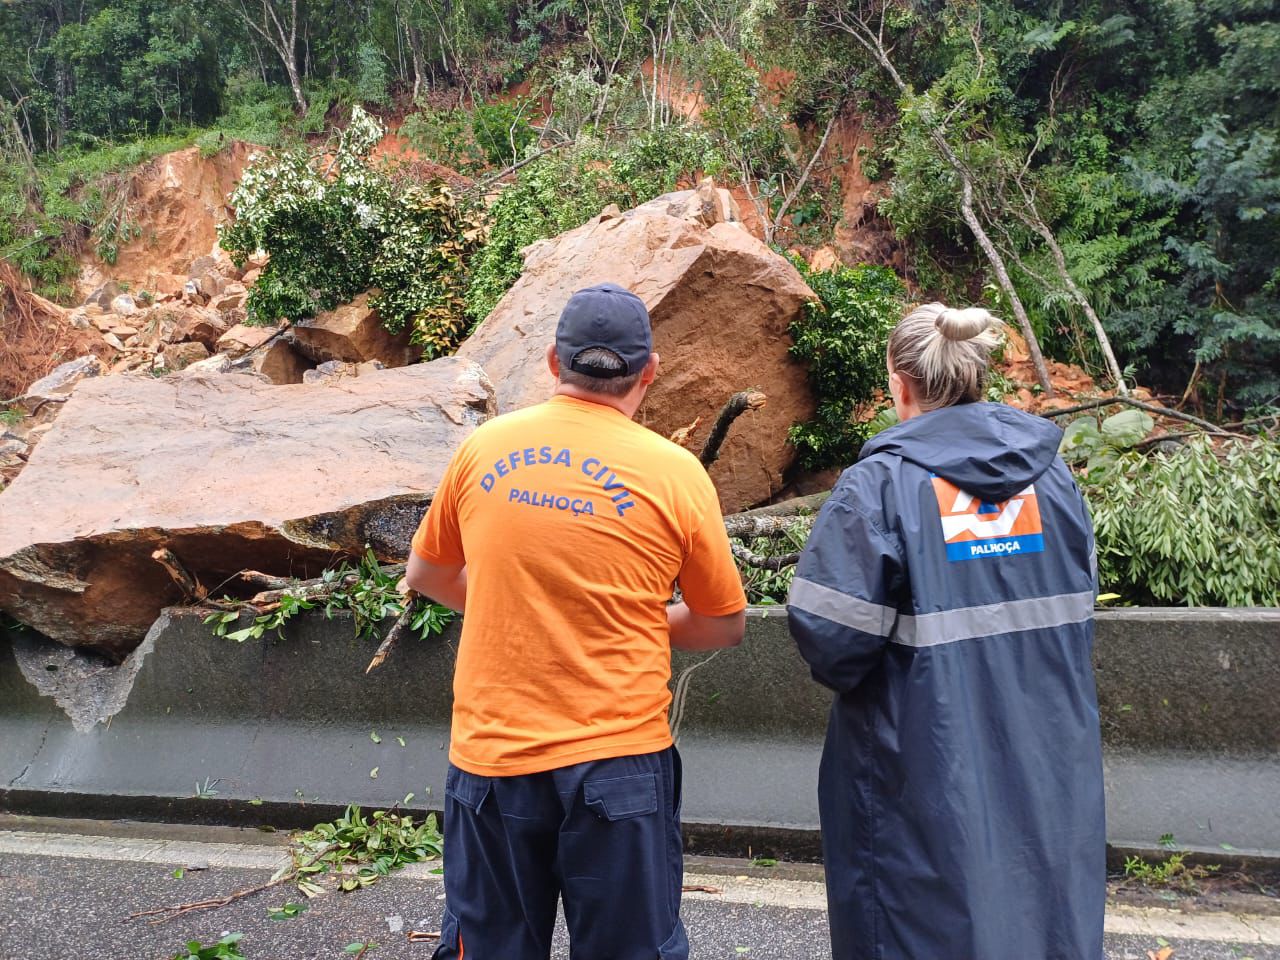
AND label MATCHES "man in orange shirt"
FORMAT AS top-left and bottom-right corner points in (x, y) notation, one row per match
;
(407, 282), (747, 960)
